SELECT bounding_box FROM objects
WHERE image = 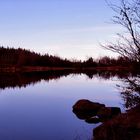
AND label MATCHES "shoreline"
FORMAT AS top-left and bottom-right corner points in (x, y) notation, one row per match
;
(93, 104), (140, 140)
(0, 66), (131, 73)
